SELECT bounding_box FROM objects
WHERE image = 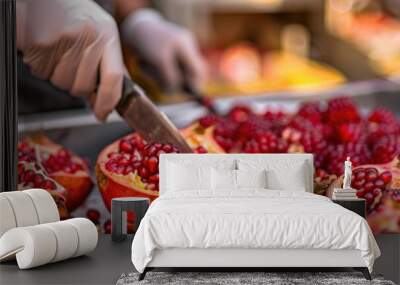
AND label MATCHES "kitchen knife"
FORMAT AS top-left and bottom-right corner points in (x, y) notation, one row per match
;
(116, 77), (193, 153)
(182, 82), (218, 115)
